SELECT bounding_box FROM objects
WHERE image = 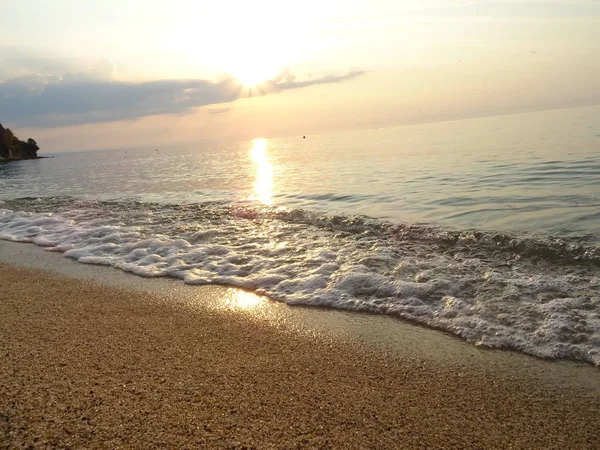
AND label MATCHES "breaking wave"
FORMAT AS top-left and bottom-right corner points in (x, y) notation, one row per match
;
(1, 197), (599, 365)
